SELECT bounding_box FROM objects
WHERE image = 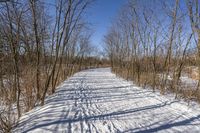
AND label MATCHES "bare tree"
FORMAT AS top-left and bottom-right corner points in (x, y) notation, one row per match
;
(187, 0), (200, 91)
(29, 0), (41, 101)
